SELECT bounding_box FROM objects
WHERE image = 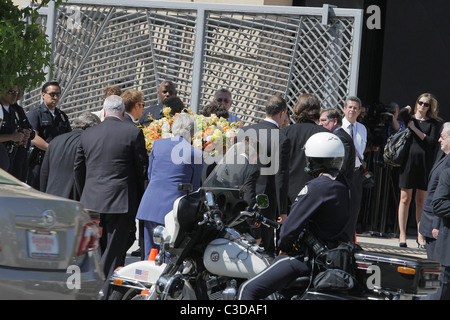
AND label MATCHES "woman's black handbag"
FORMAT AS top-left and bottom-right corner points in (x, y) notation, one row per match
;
(383, 128), (412, 167)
